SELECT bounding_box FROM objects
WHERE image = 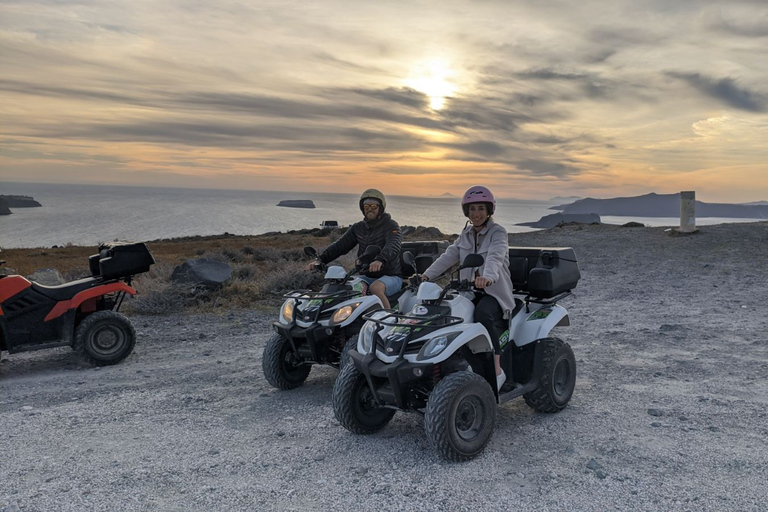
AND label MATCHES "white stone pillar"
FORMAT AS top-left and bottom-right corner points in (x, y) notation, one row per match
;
(680, 191), (696, 233)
